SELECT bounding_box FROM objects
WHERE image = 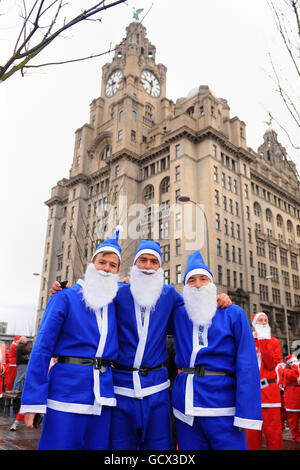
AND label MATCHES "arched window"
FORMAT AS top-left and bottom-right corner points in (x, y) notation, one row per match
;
(276, 214), (283, 228)
(265, 208), (272, 222)
(287, 220), (293, 233)
(143, 184), (154, 201)
(253, 202), (261, 217)
(160, 177), (170, 194)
